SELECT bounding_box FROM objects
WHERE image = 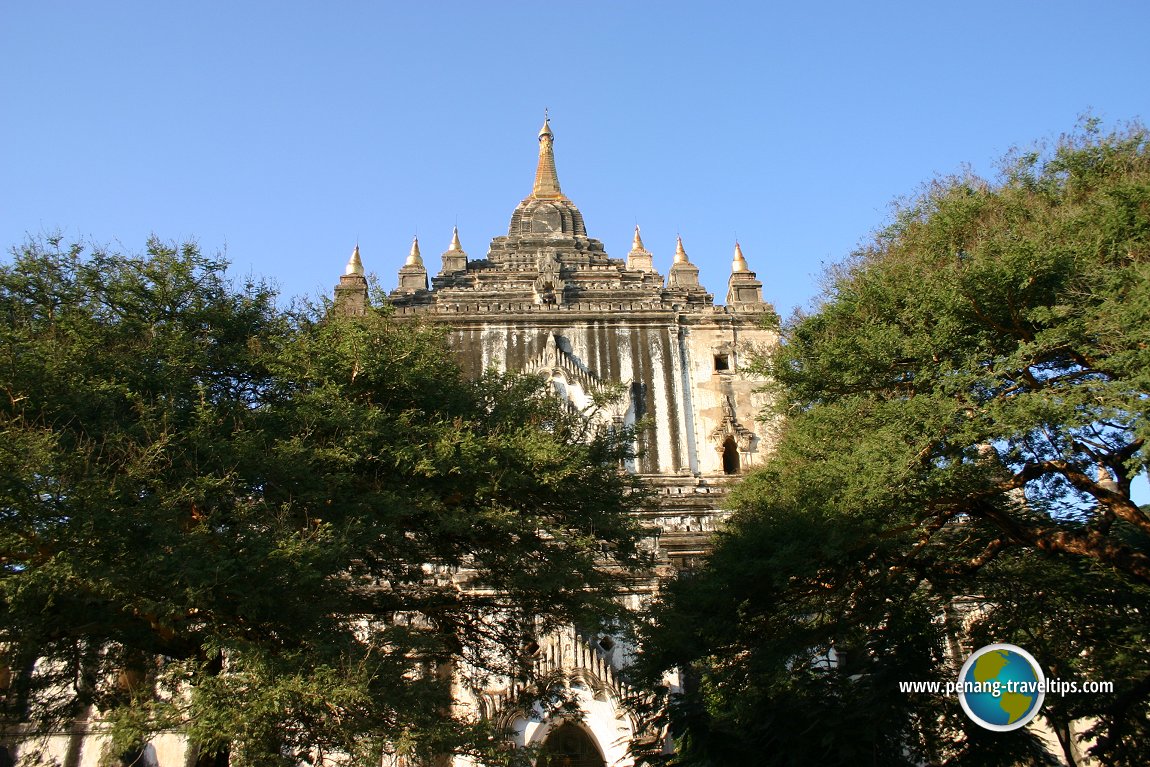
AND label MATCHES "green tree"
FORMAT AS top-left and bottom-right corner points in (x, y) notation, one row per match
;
(0, 237), (648, 767)
(637, 121), (1150, 766)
